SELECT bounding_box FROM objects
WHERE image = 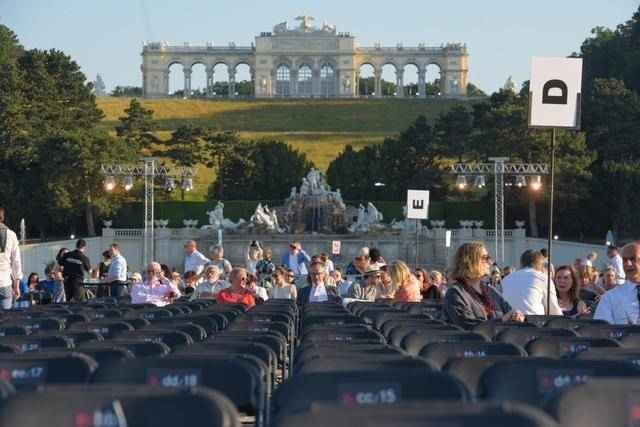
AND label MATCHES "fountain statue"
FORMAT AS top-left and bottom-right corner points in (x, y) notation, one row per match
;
(202, 201), (245, 230)
(249, 203), (284, 233)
